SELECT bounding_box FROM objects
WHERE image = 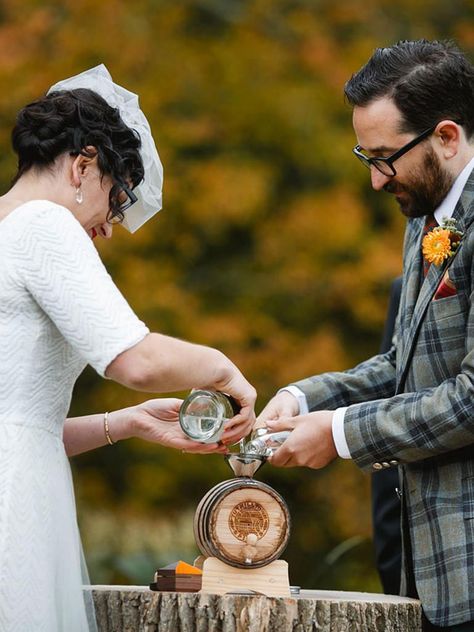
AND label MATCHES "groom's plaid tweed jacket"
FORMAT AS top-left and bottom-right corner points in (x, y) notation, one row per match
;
(292, 169), (474, 627)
